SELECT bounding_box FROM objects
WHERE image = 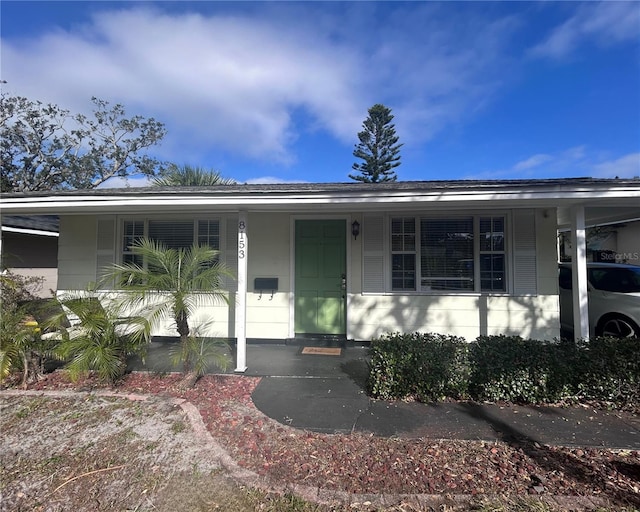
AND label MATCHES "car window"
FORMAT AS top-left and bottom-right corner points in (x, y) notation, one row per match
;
(588, 267), (640, 293)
